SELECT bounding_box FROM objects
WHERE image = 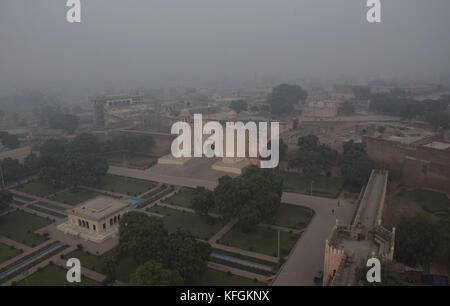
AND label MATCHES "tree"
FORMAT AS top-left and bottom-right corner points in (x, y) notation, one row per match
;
(341, 101), (355, 116)
(0, 190), (12, 214)
(394, 213), (434, 267)
(340, 140), (374, 188)
(39, 135), (108, 187)
(267, 84), (307, 116)
(1, 133), (20, 149)
(289, 135), (338, 177)
(191, 187), (215, 217)
(130, 260), (183, 286)
(49, 113), (79, 134)
(0, 158), (22, 183)
(214, 166), (283, 231)
(23, 153), (40, 175)
(118, 211), (168, 265)
(229, 100), (248, 114)
(164, 230), (211, 283)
